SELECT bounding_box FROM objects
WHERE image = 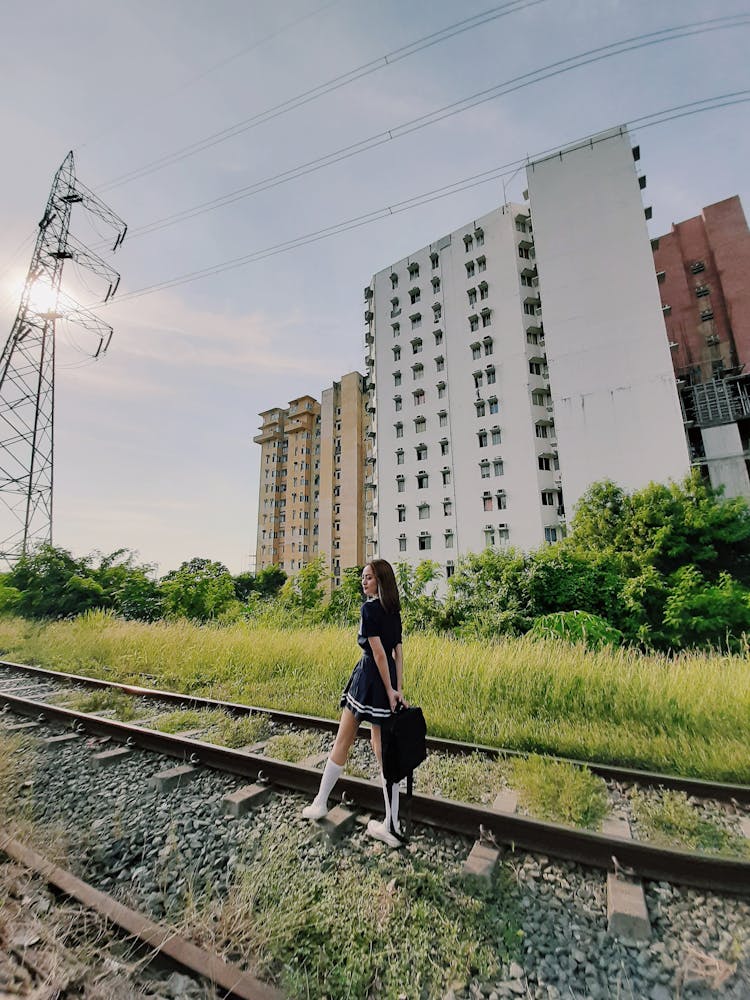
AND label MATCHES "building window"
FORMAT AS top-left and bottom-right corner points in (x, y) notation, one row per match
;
(471, 342), (482, 360)
(538, 456), (551, 470)
(480, 460), (491, 479)
(484, 337), (493, 355)
(445, 530), (454, 548)
(394, 371), (402, 386)
(443, 499), (452, 516)
(446, 561), (455, 578)
(434, 329), (443, 346)
(656, 270), (666, 284)
(541, 490), (555, 506)
(391, 273), (399, 289)
(399, 535), (407, 552)
(484, 527), (495, 546)
(413, 389), (425, 406)
(475, 228), (484, 246)
(408, 263), (419, 279)
(409, 287), (421, 305)
(464, 234), (473, 252)
(491, 428), (502, 445)
(483, 495), (493, 513)
(691, 261), (706, 274)
(535, 423), (548, 439)
(695, 285), (710, 298)
(412, 363), (424, 380)
(410, 338), (423, 355)
(468, 288), (478, 306)
(392, 322), (400, 337)
(433, 304), (442, 324)
(432, 276), (440, 293)
(488, 397), (499, 414)
(395, 422), (403, 438)
(473, 371), (484, 389)
(532, 389), (547, 405)
(415, 416), (426, 433)
(481, 309), (492, 328)
(394, 395), (402, 411)
(397, 475), (405, 493)
(416, 443), (427, 460)
(476, 400), (486, 417)
(493, 459), (504, 476)
(479, 281), (489, 300)
(477, 256), (487, 272)
(435, 355), (445, 372)
(469, 314), (480, 332)
(418, 504), (430, 520)
(417, 472), (429, 489)
(438, 410), (448, 427)
(440, 439), (449, 456)
(431, 252), (439, 269)
(529, 361), (543, 376)
(418, 534), (431, 551)
(486, 366), (496, 384)
(396, 449), (404, 465)
(393, 346), (401, 361)
(398, 506), (406, 522)
(519, 246), (530, 260)
(411, 313), (422, 329)
(545, 526), (558, 543)
(701, 309), (714, 321)
(466, 261), (475, 278)
(478, 430), (488, 448)
(441, 467), (451, 485)
(437, 381), (446, 399)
